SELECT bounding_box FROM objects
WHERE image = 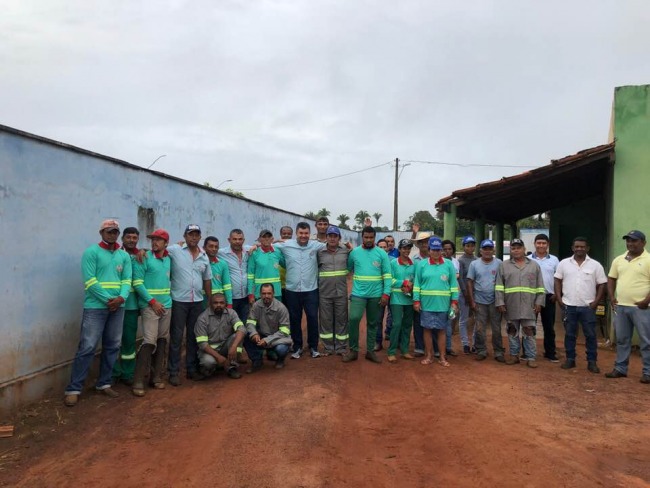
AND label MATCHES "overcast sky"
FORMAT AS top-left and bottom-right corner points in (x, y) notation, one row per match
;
(2, 1), (649, 228)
